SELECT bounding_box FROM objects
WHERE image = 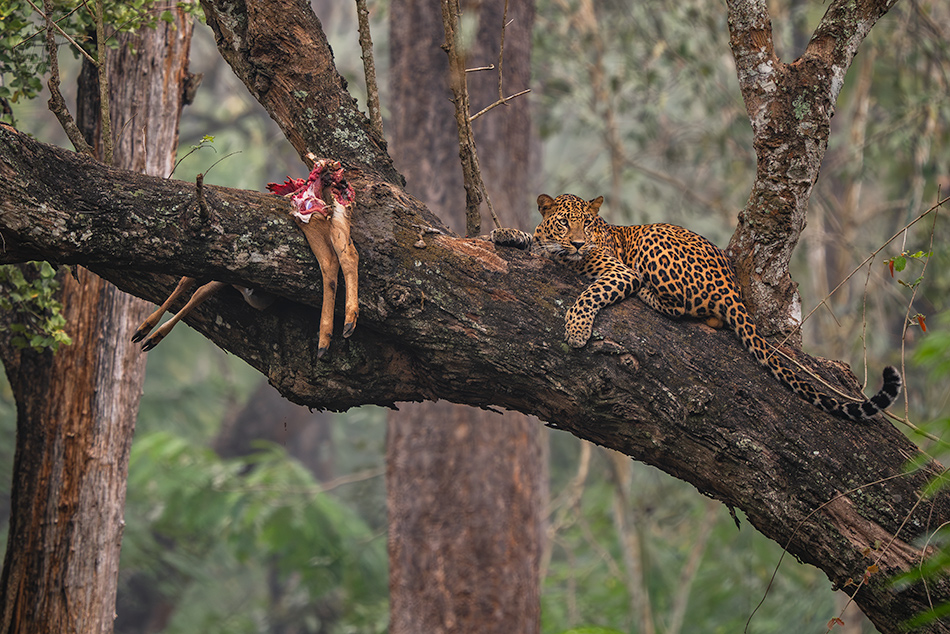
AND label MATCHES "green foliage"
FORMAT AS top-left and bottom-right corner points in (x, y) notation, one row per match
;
(0, 3), (946, 633)
(123, 430), (388, 633)
(111, 330), (390, 633)
(892, 313), (950, 628)
(0, 262), (72, 352)
(886, 249), (933, 290)
(0, 0), (202, 123)
(0, 1), (47, 103)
